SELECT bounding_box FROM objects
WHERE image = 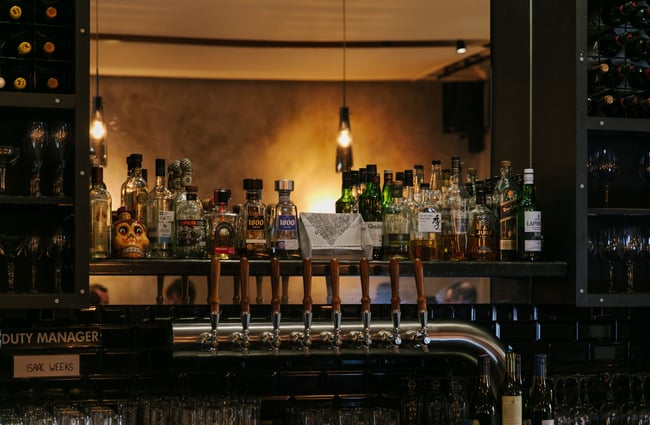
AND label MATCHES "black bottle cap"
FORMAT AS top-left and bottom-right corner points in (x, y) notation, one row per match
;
(214, 188), (231, 204)
(91, 166), (103, 184)
(366, 164), (378, 175)
(403, 169), (414, 187)
(254, 178), (263, 190)
(341, 171), (351, 188)
(350, 170), (359, 185)
(155, 158), (166, 177)
(243, 178), (255, 190)
(131, 153), (143, 167)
